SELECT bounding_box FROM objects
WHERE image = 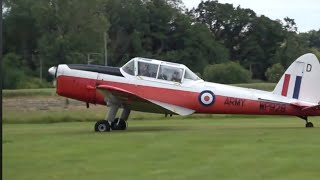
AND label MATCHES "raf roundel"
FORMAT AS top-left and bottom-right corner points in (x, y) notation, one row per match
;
(198, 90), (215, 106)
